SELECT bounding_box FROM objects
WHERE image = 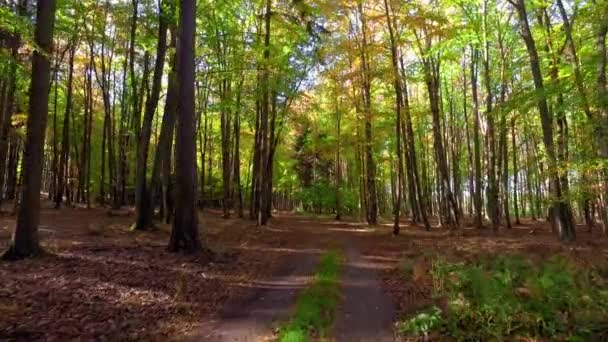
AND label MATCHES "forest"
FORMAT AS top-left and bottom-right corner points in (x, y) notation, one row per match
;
(1, 0), (608, 340)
